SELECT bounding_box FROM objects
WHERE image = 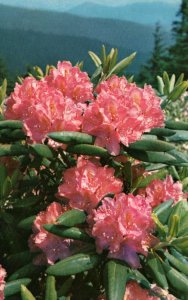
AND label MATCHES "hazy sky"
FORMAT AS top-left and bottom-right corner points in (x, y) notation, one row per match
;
(0, 0), (181, 8)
